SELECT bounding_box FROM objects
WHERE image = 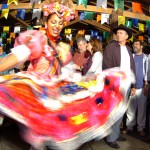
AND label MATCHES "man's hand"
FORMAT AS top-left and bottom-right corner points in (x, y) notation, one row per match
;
(130, 87), (136, 96)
